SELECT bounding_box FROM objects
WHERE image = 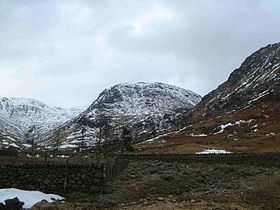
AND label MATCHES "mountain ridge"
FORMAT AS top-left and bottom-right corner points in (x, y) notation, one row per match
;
(190, 42), (280, 122)
(0, 97), (83, 144)
(40, 82), (202, 149)
(135, 42), (280, 154)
